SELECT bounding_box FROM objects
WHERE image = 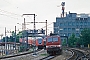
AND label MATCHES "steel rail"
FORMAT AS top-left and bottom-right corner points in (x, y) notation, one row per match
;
(78, 53), (90, 60)
(0, 49), (40, 59)
(66, 48), (85, 60)
(67, 49), (78, 60)
(40, 55), (55, 60)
